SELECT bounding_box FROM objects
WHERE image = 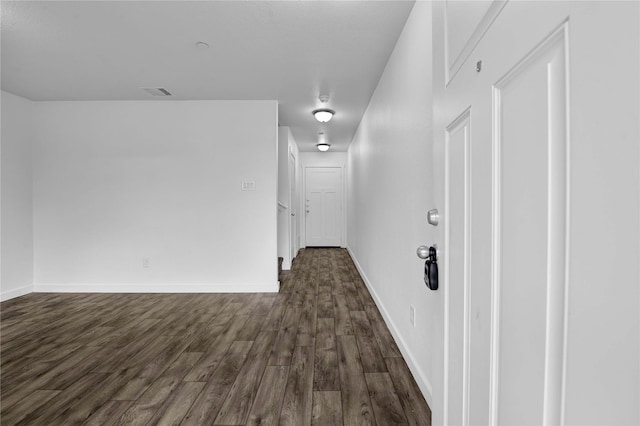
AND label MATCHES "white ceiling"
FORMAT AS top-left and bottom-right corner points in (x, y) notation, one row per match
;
(1, 1), (415, 152)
